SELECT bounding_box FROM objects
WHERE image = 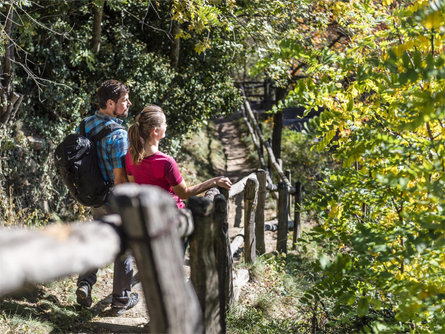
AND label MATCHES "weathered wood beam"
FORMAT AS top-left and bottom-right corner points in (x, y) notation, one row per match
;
(255, 169), (267, 255)
(264, 142), (296, 194)
(292, 181), (303, 249)
(241, 104), (267, 169)
(244, 177), (258, 263)
(214, 193), (232, 331)
(111, 184), (202, 334)
(277, 182), (289, 254)
(177, 208), (195, 238)
(228, 172), (257, 198)
(188, 195), (221, 334)
(266, 182), (278, 192)
(230, 235), (244, 257)
(0, 218), (121, 297)
(285, 169), (292, 218)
